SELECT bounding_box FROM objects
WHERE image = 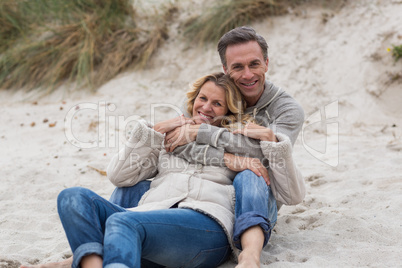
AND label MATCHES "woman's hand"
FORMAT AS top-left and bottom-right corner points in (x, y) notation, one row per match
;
(223, 153), (270, 186)
(164, 124), (201, 152)
(232, 123), (278, 142)
(153, 115), (194, 135)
